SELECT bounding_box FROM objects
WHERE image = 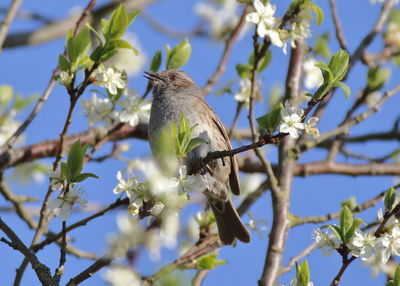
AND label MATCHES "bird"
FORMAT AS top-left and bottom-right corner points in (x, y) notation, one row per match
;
(145, 69), (250, 245)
